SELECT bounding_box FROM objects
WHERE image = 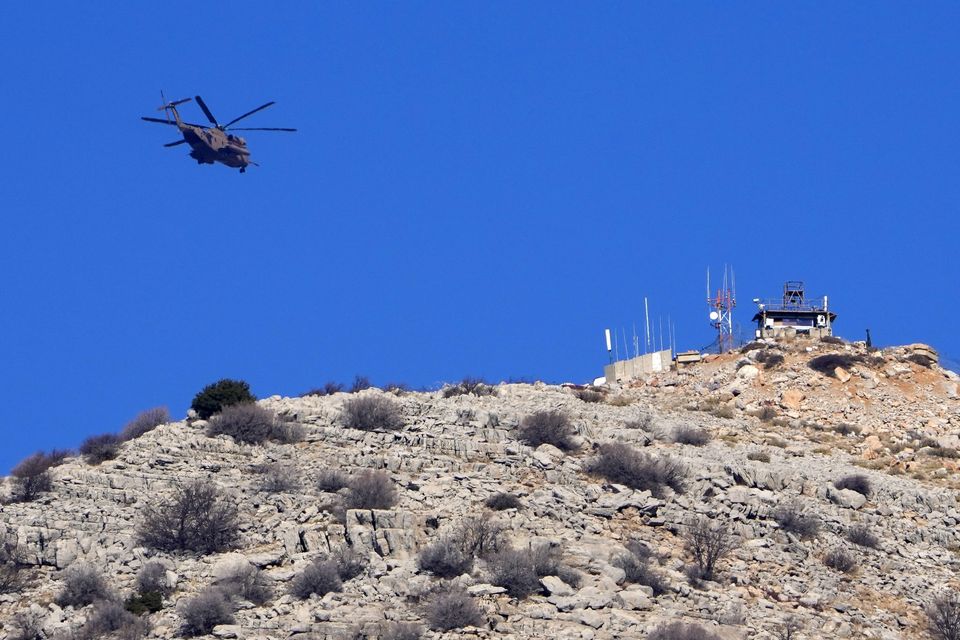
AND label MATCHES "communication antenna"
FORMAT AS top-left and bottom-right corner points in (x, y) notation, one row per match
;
(707, 264), (737, 353)
(644, 297), (651, 354)
(604, 329), (612, 363)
